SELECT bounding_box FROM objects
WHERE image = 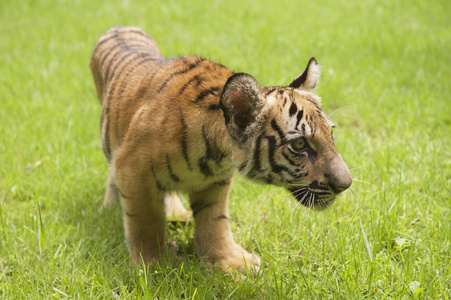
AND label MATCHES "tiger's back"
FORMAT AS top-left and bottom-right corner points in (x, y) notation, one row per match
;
(90, 26), (352, 273)
(91, 26), (233, 175)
